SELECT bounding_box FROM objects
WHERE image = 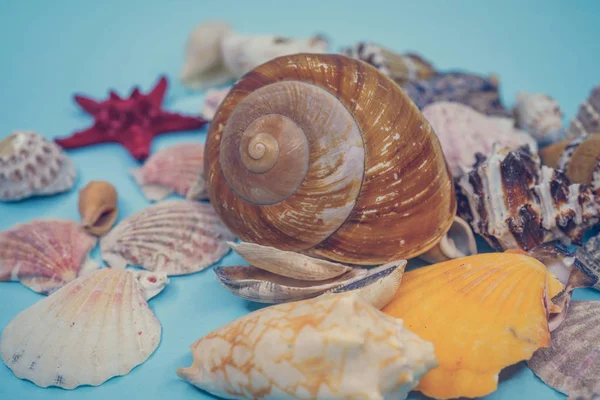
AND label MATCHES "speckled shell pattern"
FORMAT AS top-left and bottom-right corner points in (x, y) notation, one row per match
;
(205, 54), (456, 265)
(341, 42), (437, 85)
(528, 301), (600, 397)
(0, 268), (164, 389)
(0, 131), (76, 201)
(575, 233), (600, 290)
(456, 146), (600, 251)
(130, 143), (208, 201)
(0, 219), (98, 294)
(422, 101), (537, 177)
(566, 84), (600, 139)
(101, 200), (236, 276)
(402, 72), (511, 117)
(177, 293), (437, 400)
